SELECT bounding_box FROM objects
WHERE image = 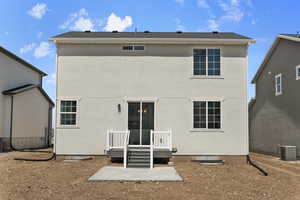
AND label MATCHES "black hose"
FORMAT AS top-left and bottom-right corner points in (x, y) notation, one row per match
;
(247, 155), (268, 176)
(9, 96), (56, 161)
